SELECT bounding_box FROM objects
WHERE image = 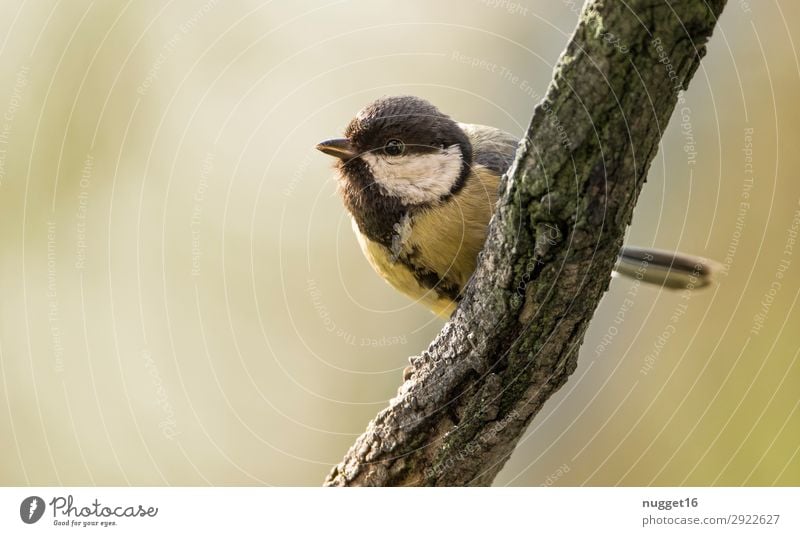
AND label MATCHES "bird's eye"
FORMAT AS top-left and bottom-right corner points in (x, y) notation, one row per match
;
(384, 139), (404, 156)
